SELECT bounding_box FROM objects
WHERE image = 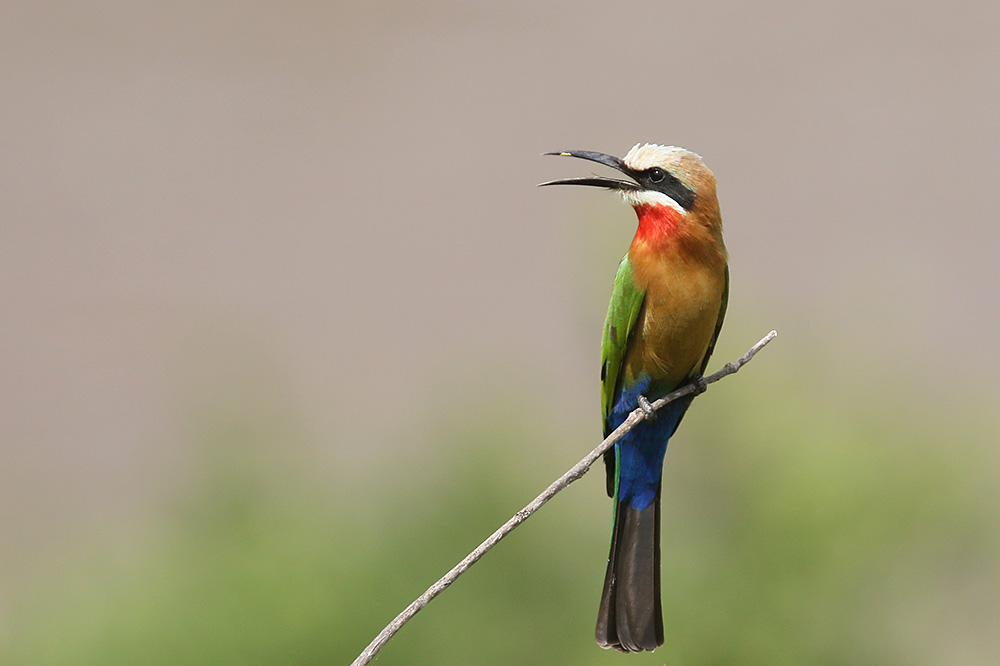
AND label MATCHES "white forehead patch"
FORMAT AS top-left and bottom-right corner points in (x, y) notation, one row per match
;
(622, 143), (699, 171)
